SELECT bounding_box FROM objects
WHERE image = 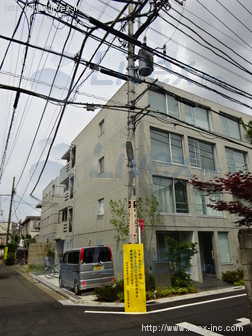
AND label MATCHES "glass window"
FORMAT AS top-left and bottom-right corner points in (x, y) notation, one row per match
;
(98, 247), (112, 262)
(148, 91), (179, 119)
(62, 209), (68, 221)
(185, 104), (209, 130)
(99, 157), (104, 174)
(68, 251), (80, 264)
(148, 91), (166, 114)
(189, 138), (215, 170)
(83, 248), (95, 263)
(193, 189), (222, 216)
(218, 232), (231, 263)
(97, 198), (104, 215)
(226, 148), (246, 172)
(167, 96), (179, 119)
(221, 115), (241, 140)
(99, 119), (104, 135)
(153, 176), (188, 213)
(150, 129), (184, 164)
